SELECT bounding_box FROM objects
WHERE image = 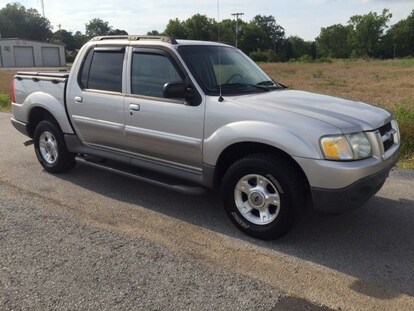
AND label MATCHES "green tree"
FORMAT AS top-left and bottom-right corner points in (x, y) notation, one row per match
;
(184, 14), (217, 41)
(348, 9), (392, 57)
(287, 36), (312, 59)
(164, 18), (188, 39)
(239, 22), (266, 55)
(382, 9), (414, 57)
(73, 31), (89, 48)
(51, 29), (77, 50)
(147, 30), (161, 36)
(252, 15), (285, 51)
(0, 3), (52, 41)
(218, 19), (238, 46)
(316, 24), (352, 58)
(84, 18), (128, 38)
(85, 18), (112, 37)
(109, 29), (128, 35)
